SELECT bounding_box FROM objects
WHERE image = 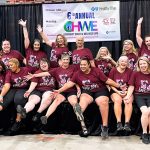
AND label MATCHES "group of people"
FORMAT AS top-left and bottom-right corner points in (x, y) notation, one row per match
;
(0, 17), (149, 144)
